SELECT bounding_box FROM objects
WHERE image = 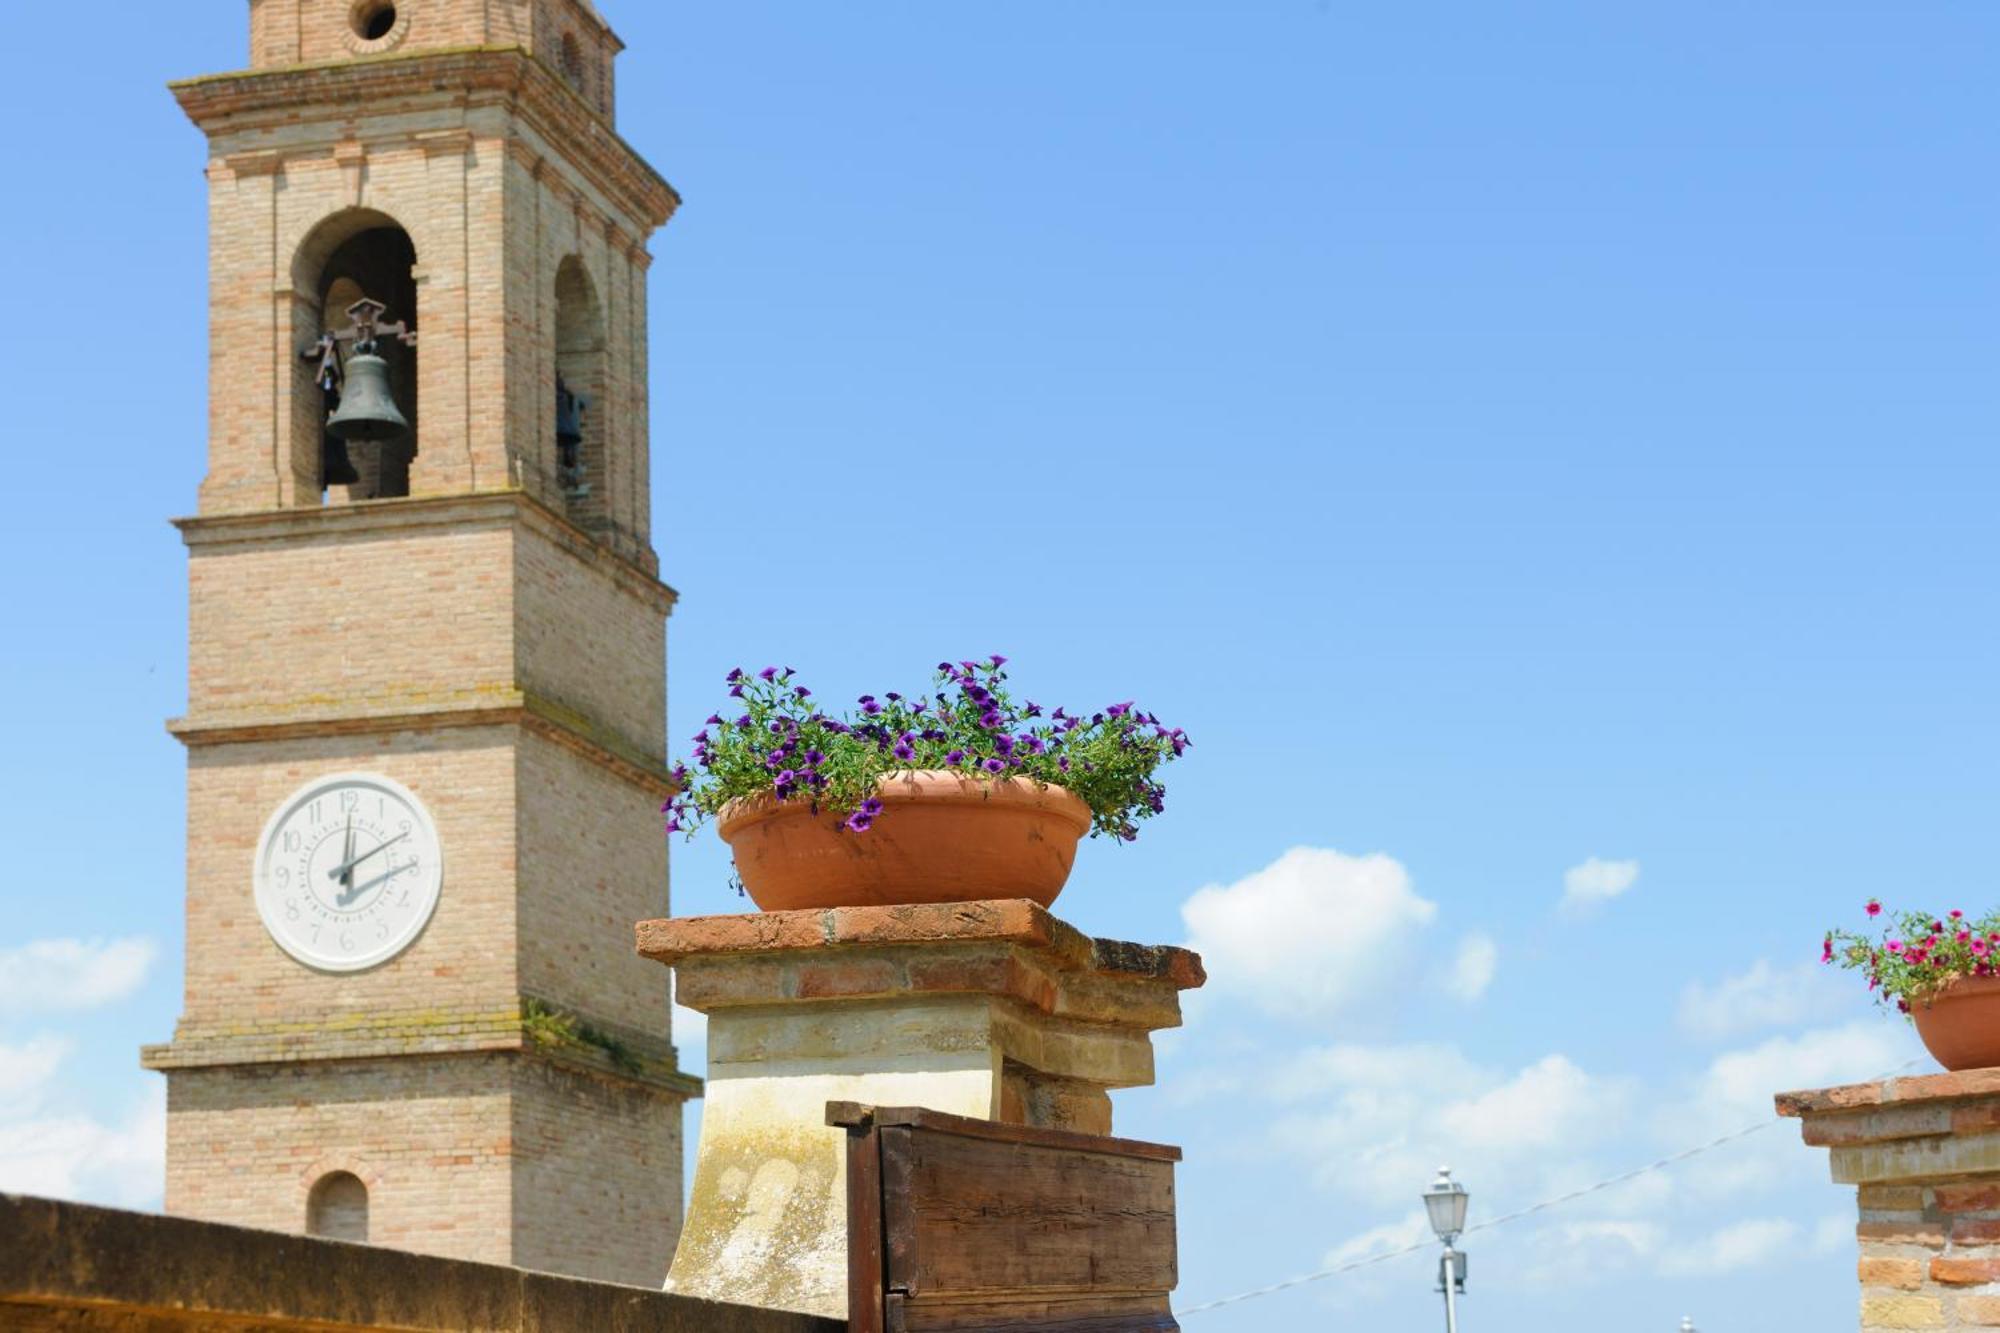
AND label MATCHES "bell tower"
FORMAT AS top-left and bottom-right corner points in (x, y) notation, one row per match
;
(141, 0), (697, 1286)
